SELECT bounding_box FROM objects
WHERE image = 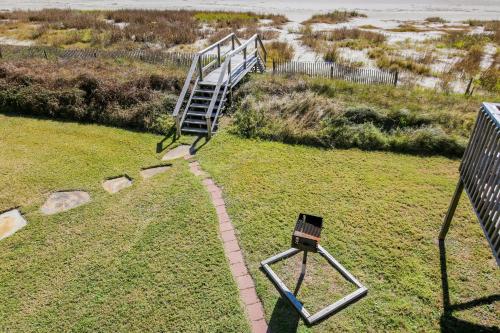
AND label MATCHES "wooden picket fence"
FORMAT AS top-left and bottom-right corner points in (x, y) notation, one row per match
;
(272, 59), (398, 86)
(0, 45), (398, 86)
